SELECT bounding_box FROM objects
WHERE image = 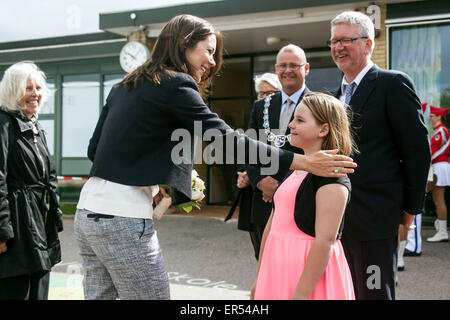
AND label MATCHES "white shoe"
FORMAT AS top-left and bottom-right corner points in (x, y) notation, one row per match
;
(427, 231), (449, 242)
(397, 258), (405, 271)
(427, 220), (449, 242)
